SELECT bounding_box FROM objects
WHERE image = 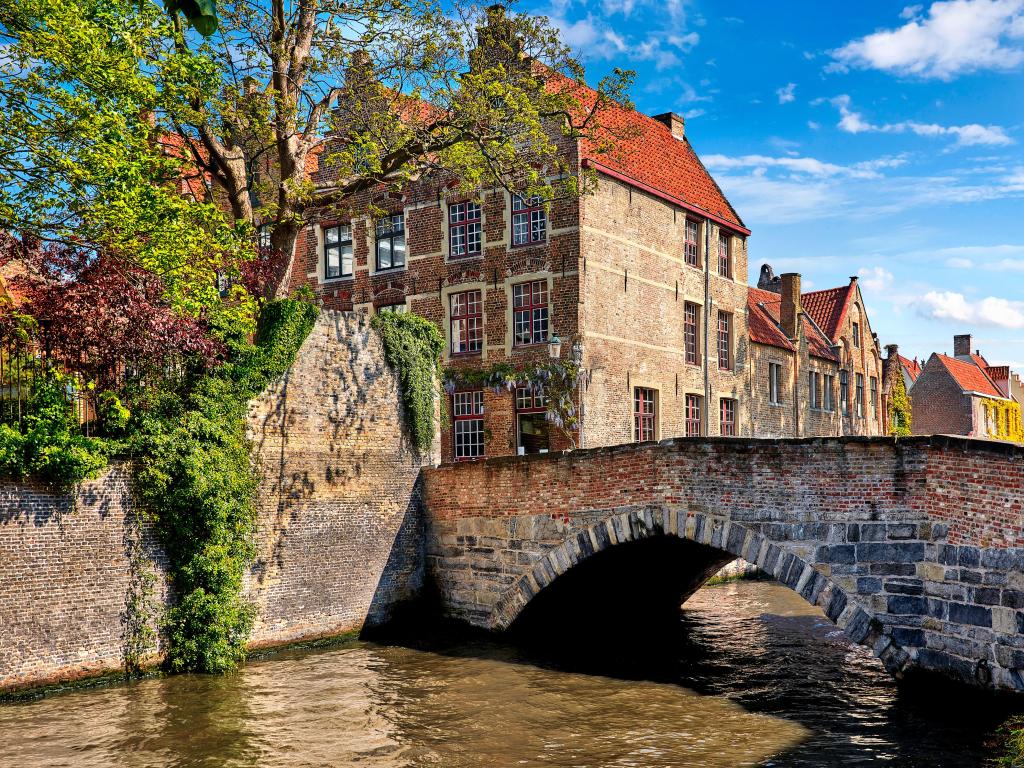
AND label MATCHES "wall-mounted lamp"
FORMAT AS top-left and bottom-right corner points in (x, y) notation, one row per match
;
(548, 333), (562, 360)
